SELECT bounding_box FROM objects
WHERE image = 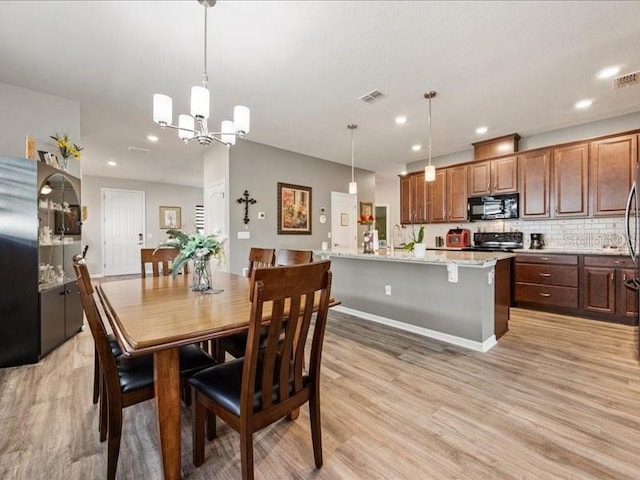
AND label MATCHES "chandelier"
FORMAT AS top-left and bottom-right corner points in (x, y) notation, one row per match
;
(152, 0), (250, 147)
